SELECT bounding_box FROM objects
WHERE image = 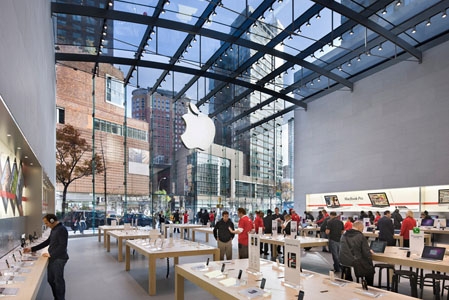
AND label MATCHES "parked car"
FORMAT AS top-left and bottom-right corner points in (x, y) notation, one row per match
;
(62, 210), (106, 230)
(122, 213), (153, 227)
(106, 213), (123, 225)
